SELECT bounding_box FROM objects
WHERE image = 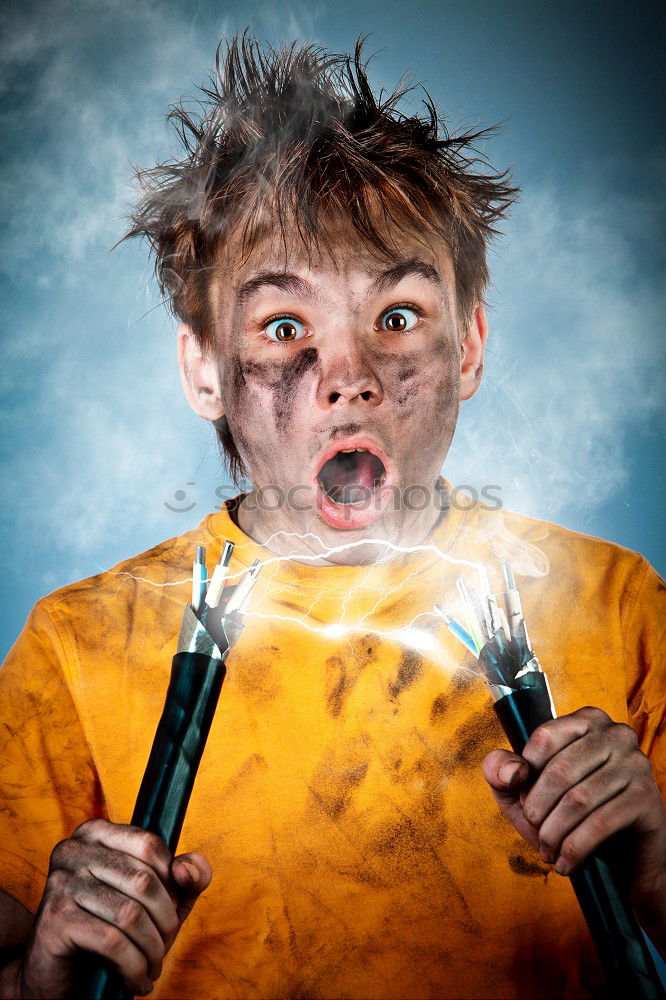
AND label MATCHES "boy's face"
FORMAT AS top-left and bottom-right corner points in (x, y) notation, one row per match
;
(182, 220), (486, 557)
